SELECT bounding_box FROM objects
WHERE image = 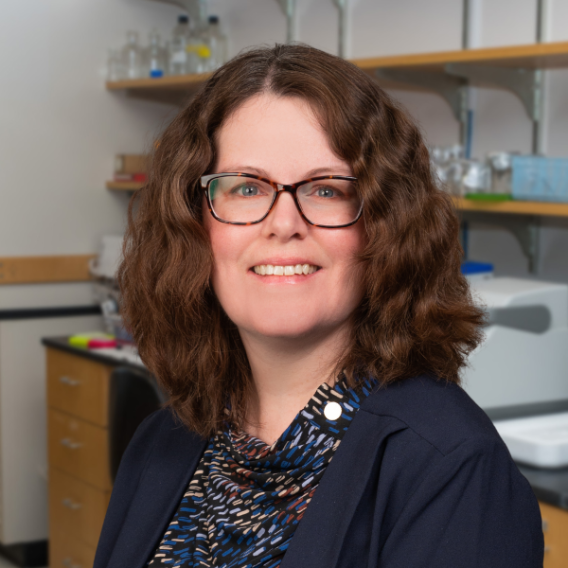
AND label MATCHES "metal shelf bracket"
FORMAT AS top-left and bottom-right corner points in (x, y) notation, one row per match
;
(462, 212), (541, 274)
(375, 68), (468, 124)
(446, 63), (542, 123)
(331, 0), (350, 58)
(275, 0), (298, 44)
